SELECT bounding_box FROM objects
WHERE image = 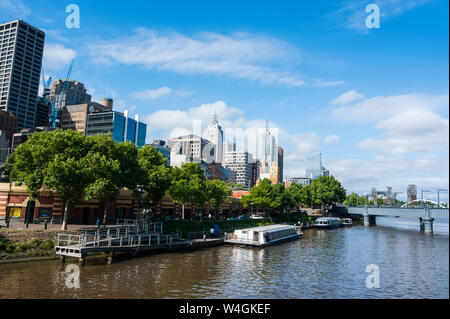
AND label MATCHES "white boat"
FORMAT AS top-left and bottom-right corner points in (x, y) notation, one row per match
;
(339, 218), (353, 227)
(314, 217), (341, 229)
(224, 224), (303, 247)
